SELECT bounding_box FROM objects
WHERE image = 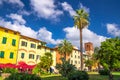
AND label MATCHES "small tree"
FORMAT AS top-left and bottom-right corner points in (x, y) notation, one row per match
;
(84, 59), (93, 71)
(56, 58), (76, 77)
(98, 37), (120, 80)
(58, 39), (73, 61)
(39, 52), (53, 72)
